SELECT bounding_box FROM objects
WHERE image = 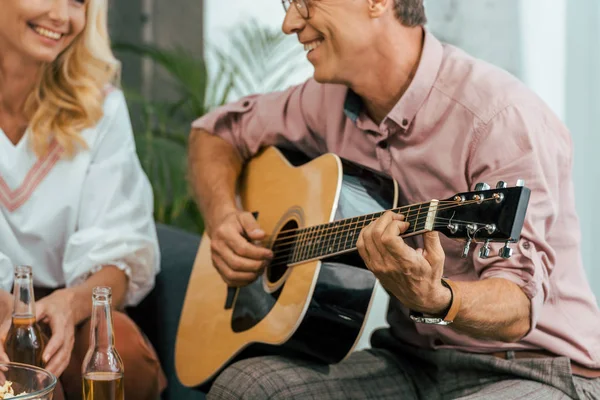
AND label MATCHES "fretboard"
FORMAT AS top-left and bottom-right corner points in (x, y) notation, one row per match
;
(278, 202), (433, 265)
